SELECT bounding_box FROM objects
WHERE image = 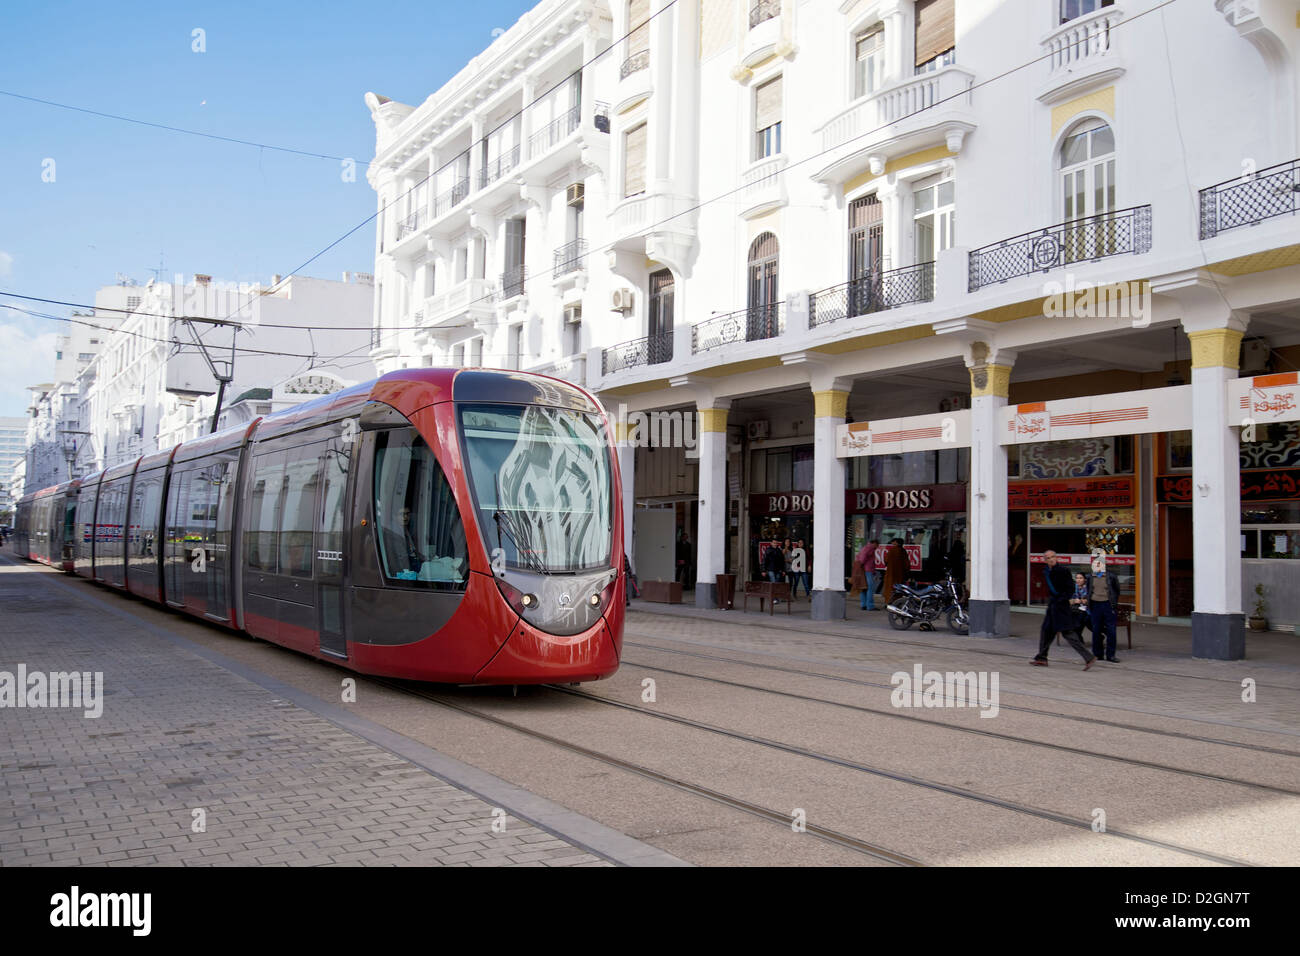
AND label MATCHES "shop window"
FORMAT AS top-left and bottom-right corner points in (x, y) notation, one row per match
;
(1166, 430), (1192, 470)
